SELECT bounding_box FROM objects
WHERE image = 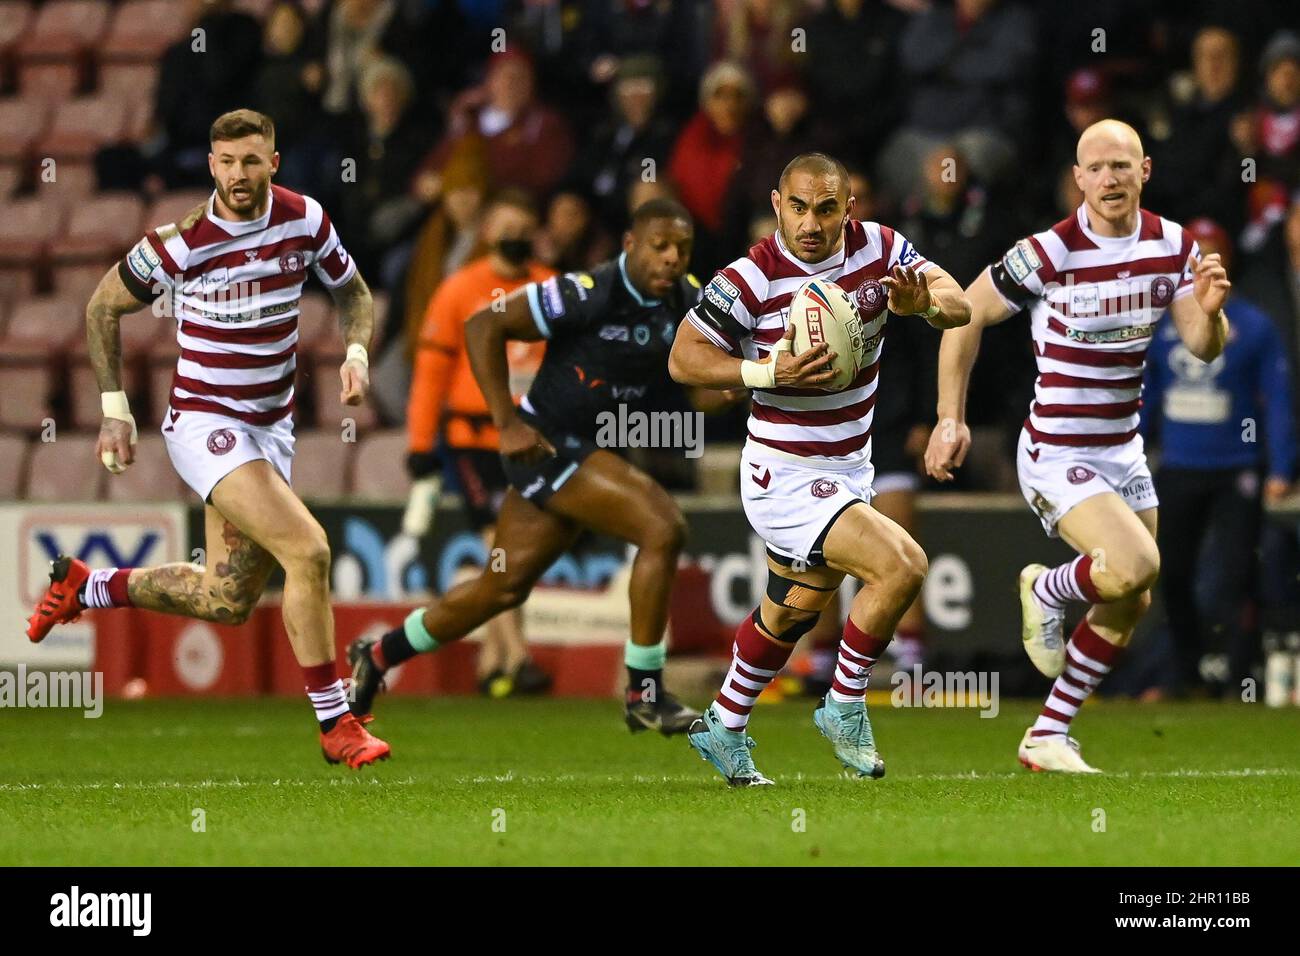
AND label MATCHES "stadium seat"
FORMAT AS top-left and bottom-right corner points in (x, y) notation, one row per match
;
(101, 0), (190, 62)
(290, 429), (354, 501)
(50, 193), (144, 261)
(0, 195), (65, 273)
(0, 365), (54, 430)
(1, 294), (84, 356)
(103, 434), (185, 502)
(310, 356), (379, 431)
(17, 0), (111, 58)
(99, 61), (161, 99)
(0, 162), (21, 201)
(0, 2), (35, 55)
(146, 334), (179, 427)
(0, 96), (51, 161)
(17, 61), (81, 100)
(143, 190), (210, 231)
(24, 432), (103, 501)
(0, 432), (30, 499)
(296, 293), (337, 352)
(351, 430), (408, 501)
(38, 95), (131, 161)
